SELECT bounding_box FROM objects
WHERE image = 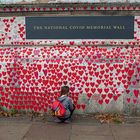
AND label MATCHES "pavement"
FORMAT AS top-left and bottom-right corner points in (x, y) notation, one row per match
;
(0, 115), (140, 140)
